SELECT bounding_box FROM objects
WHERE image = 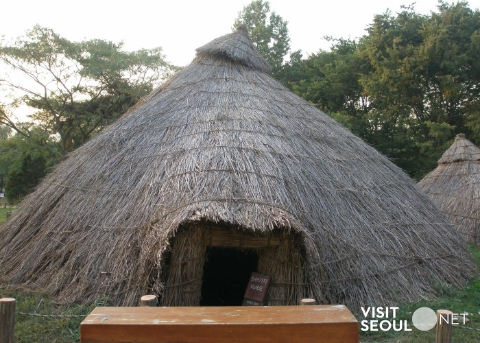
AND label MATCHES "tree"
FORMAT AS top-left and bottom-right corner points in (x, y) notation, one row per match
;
(359, 2), (480, 178)
(0, 25), (173, 156)
(233, 0), (290, 77)
(0, 123), (10, 140)
(425, 2), (480, 141)
(282, 2), (480, 179)
(0, 123), (61, 203)
(0, 123), (11, 197)
(290, 38), (371, 138)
